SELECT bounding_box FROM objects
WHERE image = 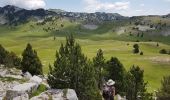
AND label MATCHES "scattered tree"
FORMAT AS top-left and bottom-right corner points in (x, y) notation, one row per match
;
(133, 44), (140, 54)
(159, 49), (167, 54)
